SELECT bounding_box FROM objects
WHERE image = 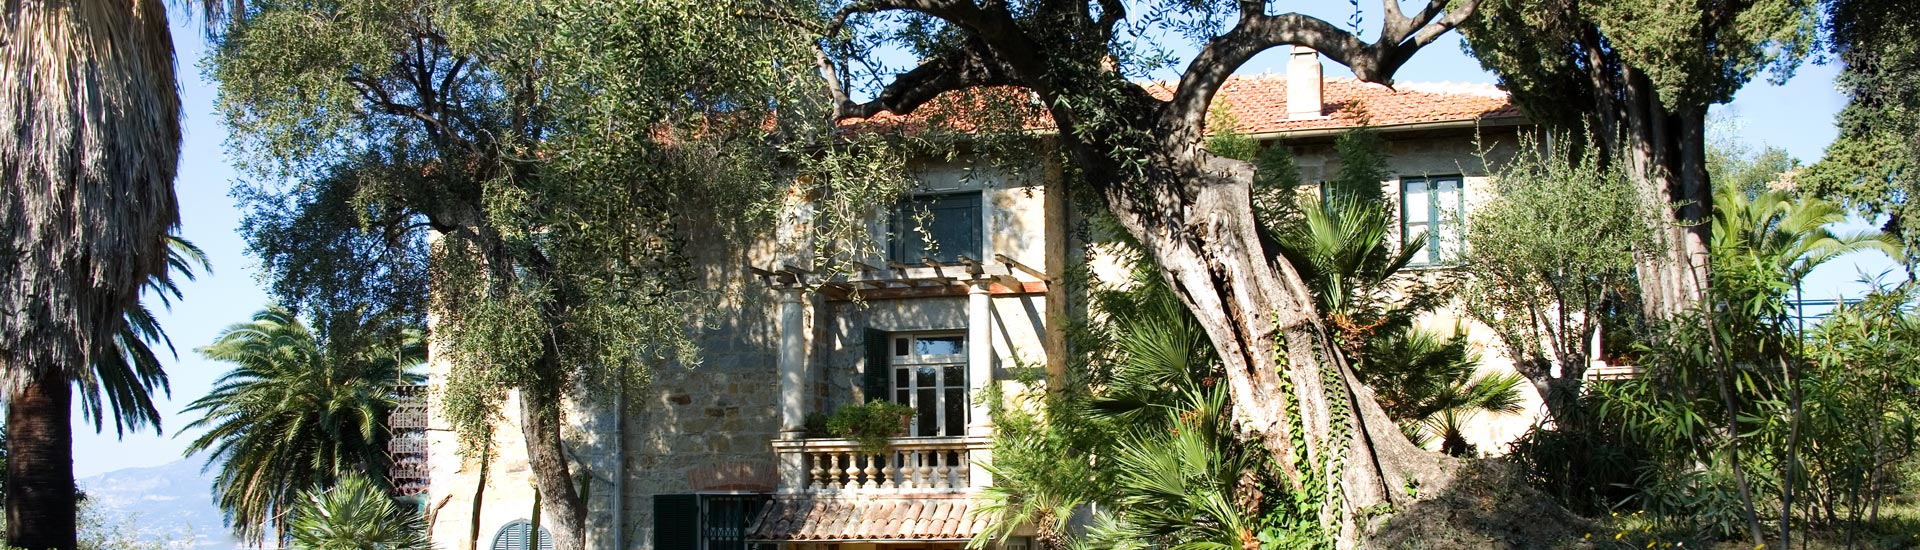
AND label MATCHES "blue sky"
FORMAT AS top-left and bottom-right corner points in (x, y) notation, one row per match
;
(70, 5), (1893, 478)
